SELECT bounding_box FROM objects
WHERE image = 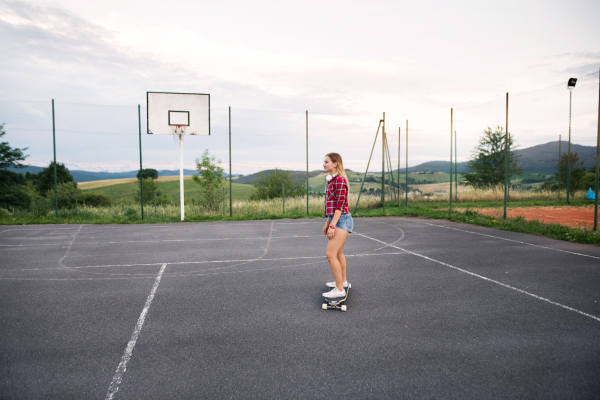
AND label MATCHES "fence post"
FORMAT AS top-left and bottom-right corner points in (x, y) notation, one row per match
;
(282, 183), (285, 214)
(52, 99), (58, 217)
(567, 88), (573, 204)
(406, 120), (408, 207)
(382, 112), (385, 212)
(154, 189), (157, 217)
(222, 187), (225, 216)
(398, 127), (401, 201)
(450, 108), (453, 211)
(138, 104), (144, 220)
(229, 106), (232, 217)
(558, 134), (561, 201)
(594, 68), (599, 231)
(75, 194), (77, 210)
(504, 93), (509, 219)
(306, 110), (309, 214)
